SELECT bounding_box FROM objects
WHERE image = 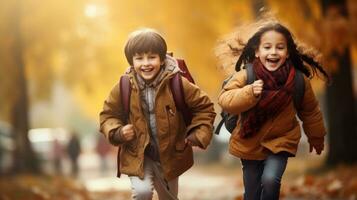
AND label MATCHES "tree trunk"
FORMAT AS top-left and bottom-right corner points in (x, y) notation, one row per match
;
(321, 0), (357, 166)
(10, 0), (40, 173)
